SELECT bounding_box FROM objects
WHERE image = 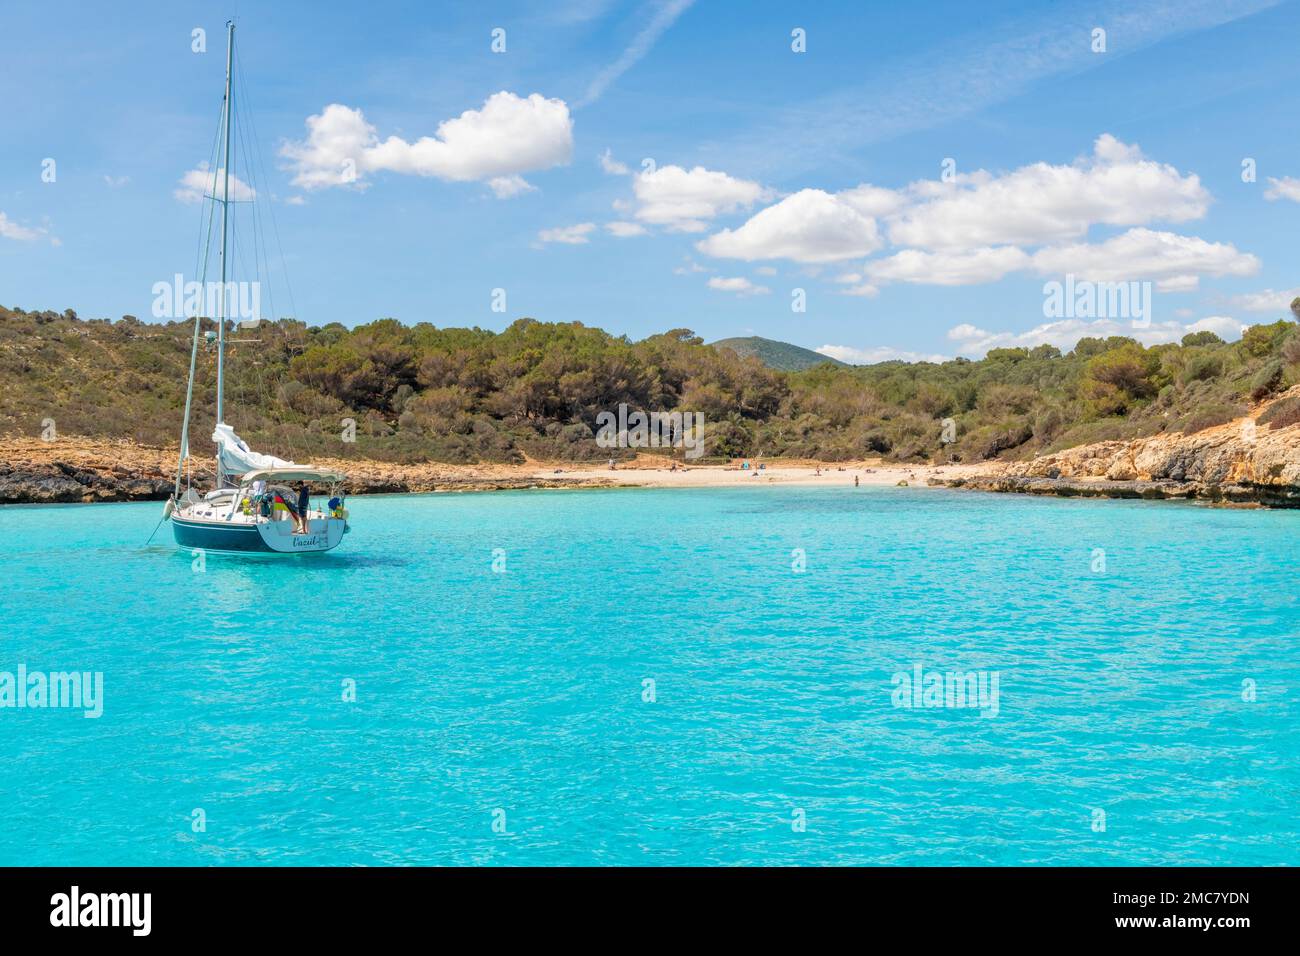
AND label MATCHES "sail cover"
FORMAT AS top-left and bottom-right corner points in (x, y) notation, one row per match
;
(212, 423), (297, 478)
